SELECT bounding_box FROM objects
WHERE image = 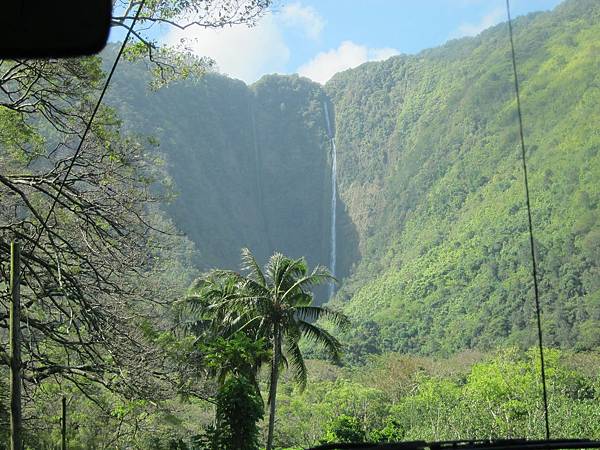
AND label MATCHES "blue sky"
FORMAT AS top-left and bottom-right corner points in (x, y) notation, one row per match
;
(160, 0), (564, 84)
